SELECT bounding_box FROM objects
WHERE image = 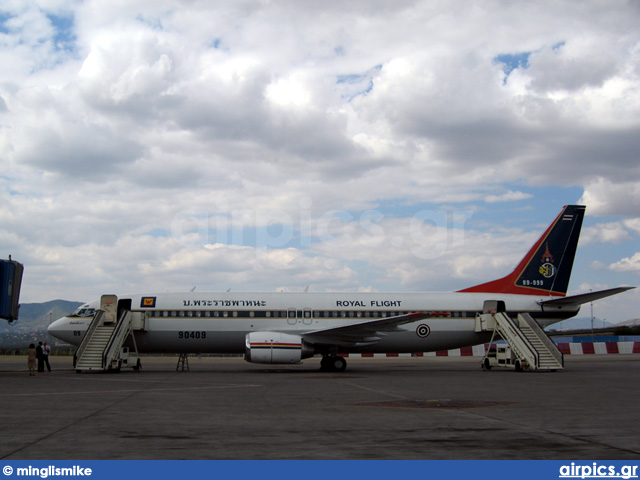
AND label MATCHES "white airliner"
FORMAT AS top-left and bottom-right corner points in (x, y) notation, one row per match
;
(48, 205), (633, 371)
